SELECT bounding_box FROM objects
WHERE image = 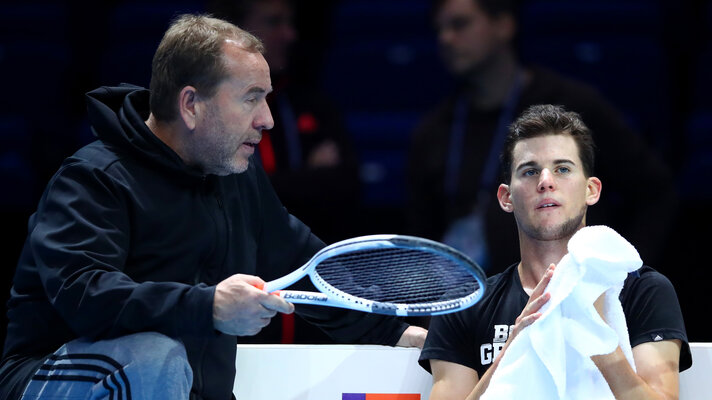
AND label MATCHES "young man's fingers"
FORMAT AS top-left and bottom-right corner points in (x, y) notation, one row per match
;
(530, 265), (555, 298)
(523, 292), (550, 317)
(522, 312), (542, 327)
(530, 292), (551, 313)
